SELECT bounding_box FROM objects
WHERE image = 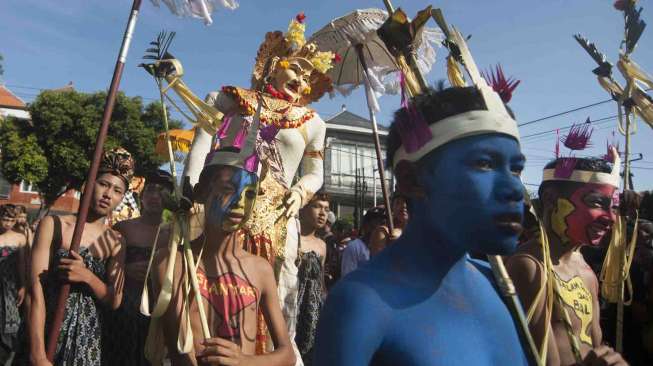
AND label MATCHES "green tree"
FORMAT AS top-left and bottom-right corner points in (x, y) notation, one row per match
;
(0, 53), (4, 76)
(0, 89), (182, 216)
